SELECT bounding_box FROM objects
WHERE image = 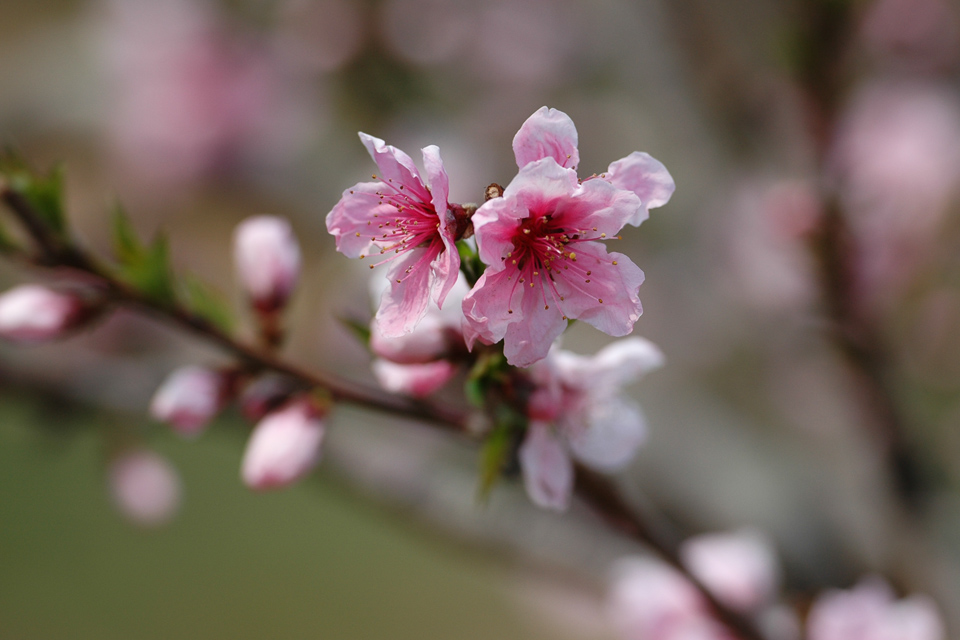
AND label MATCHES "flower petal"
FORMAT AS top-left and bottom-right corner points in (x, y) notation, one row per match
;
(375, 245), (438, 337)
(605, 151), (676, 226)
(557, 337), (664, 395)
(501, 282), (568, 367)
(566, 397), (647, 471)
(326, 181), (392, 258)
(519, 421), (573, 511)
(555, 176), (642, 238)
(359, 132), (432, 202)
(513, 106), (580, 170)
(552, 243), (644, 337)
(371, 359), (458, 397)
